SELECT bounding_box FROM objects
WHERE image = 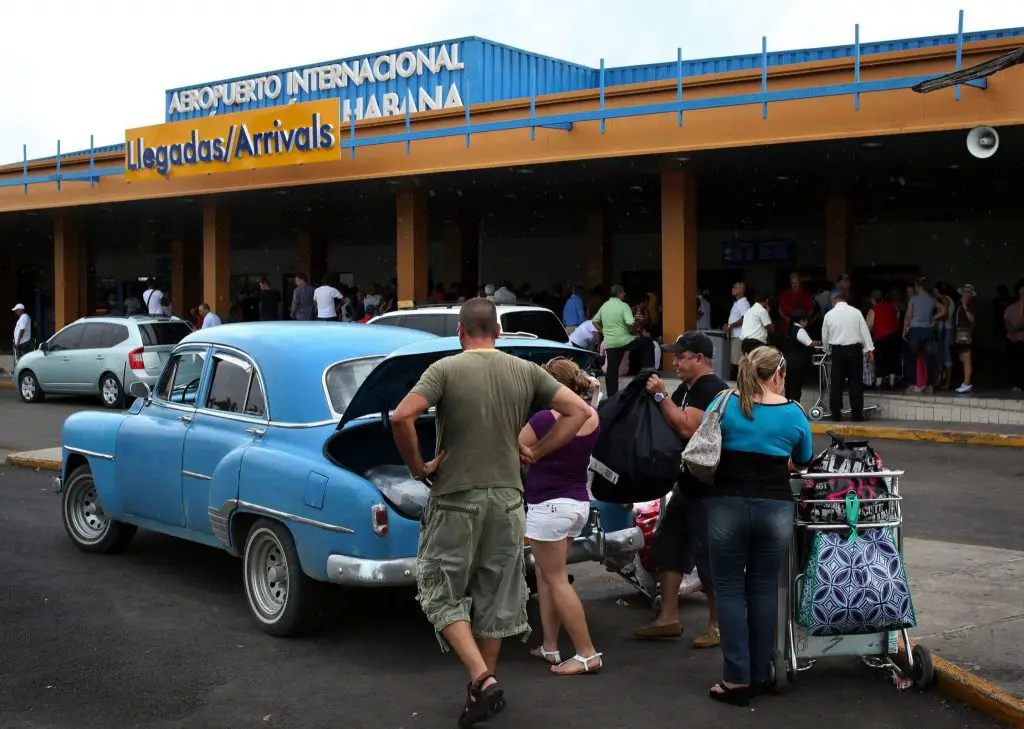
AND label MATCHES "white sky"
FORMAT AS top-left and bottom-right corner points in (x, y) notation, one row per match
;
(2, 0), (1022, 164)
